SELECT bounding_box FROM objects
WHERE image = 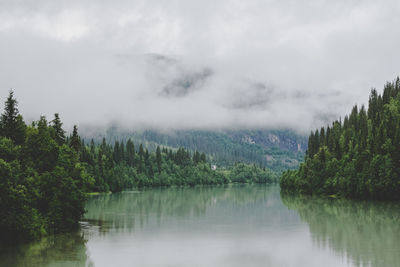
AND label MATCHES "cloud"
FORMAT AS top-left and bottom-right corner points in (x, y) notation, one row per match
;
(160, 68), (212, 98)
(0, 0), (400, 134)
